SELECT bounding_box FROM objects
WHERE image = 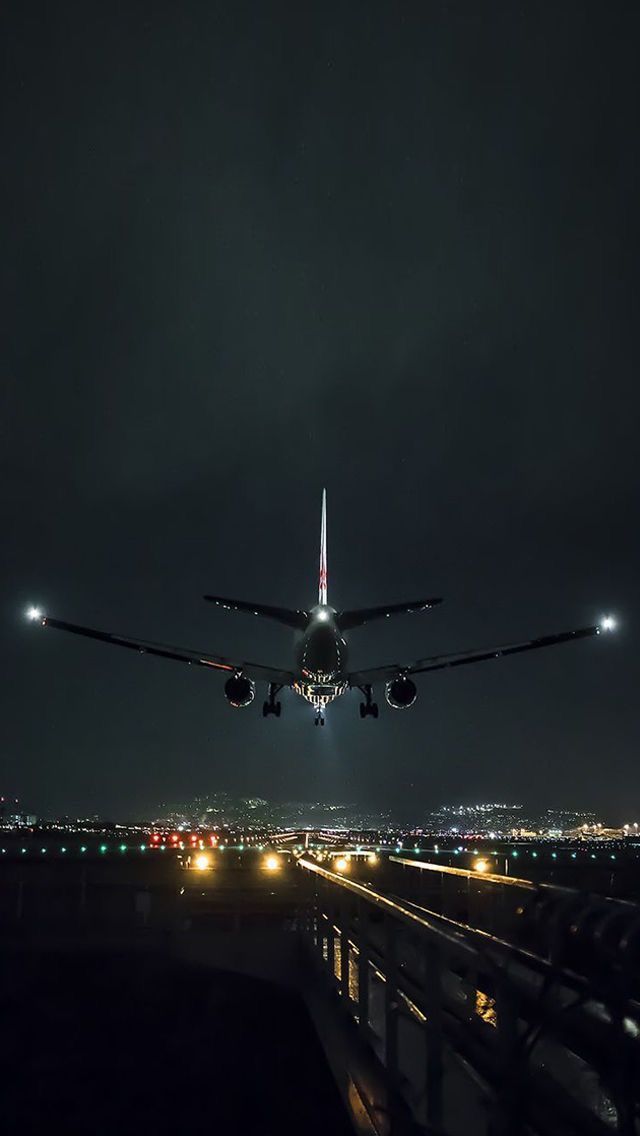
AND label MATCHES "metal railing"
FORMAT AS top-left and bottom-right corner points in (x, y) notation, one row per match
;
(297, 857), (640, 1136)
